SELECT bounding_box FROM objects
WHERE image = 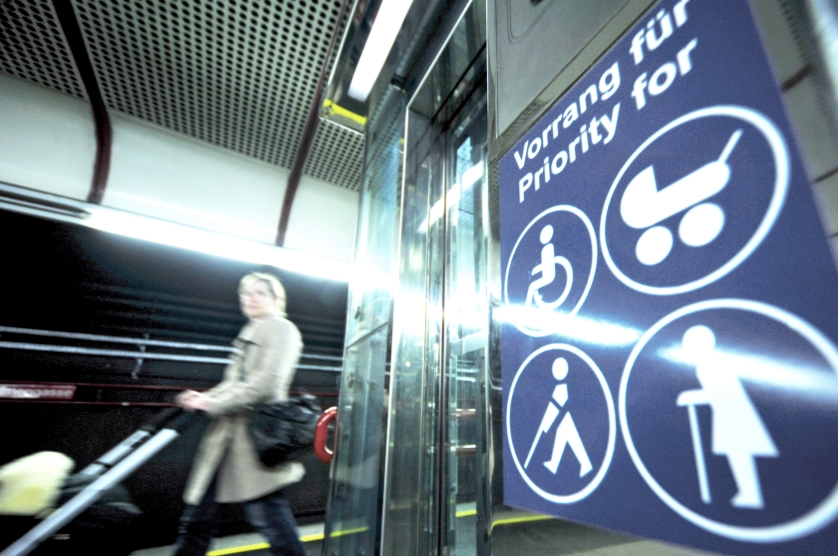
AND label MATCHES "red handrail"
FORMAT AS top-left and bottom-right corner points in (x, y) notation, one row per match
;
(314, 406), (337, 463)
